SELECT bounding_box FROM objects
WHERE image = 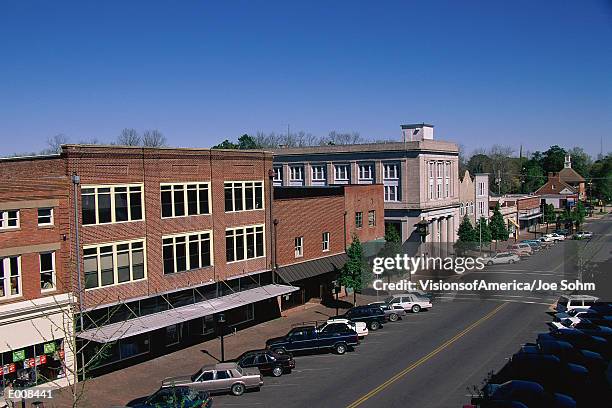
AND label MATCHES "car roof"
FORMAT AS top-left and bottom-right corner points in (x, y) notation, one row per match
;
(215, 362), (238, 370)
(567, 295), (599, 301)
